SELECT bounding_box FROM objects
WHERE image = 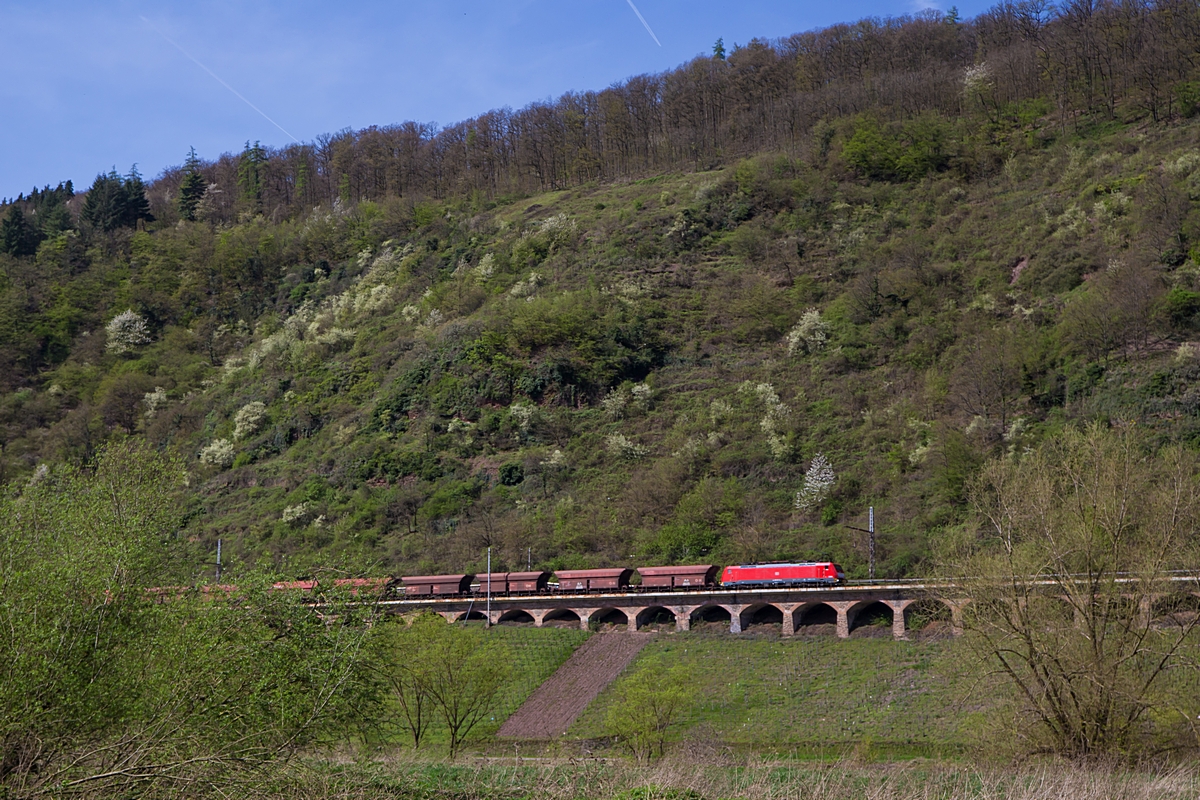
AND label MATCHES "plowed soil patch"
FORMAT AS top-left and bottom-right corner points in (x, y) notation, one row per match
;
(498, 632), (653, 738)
